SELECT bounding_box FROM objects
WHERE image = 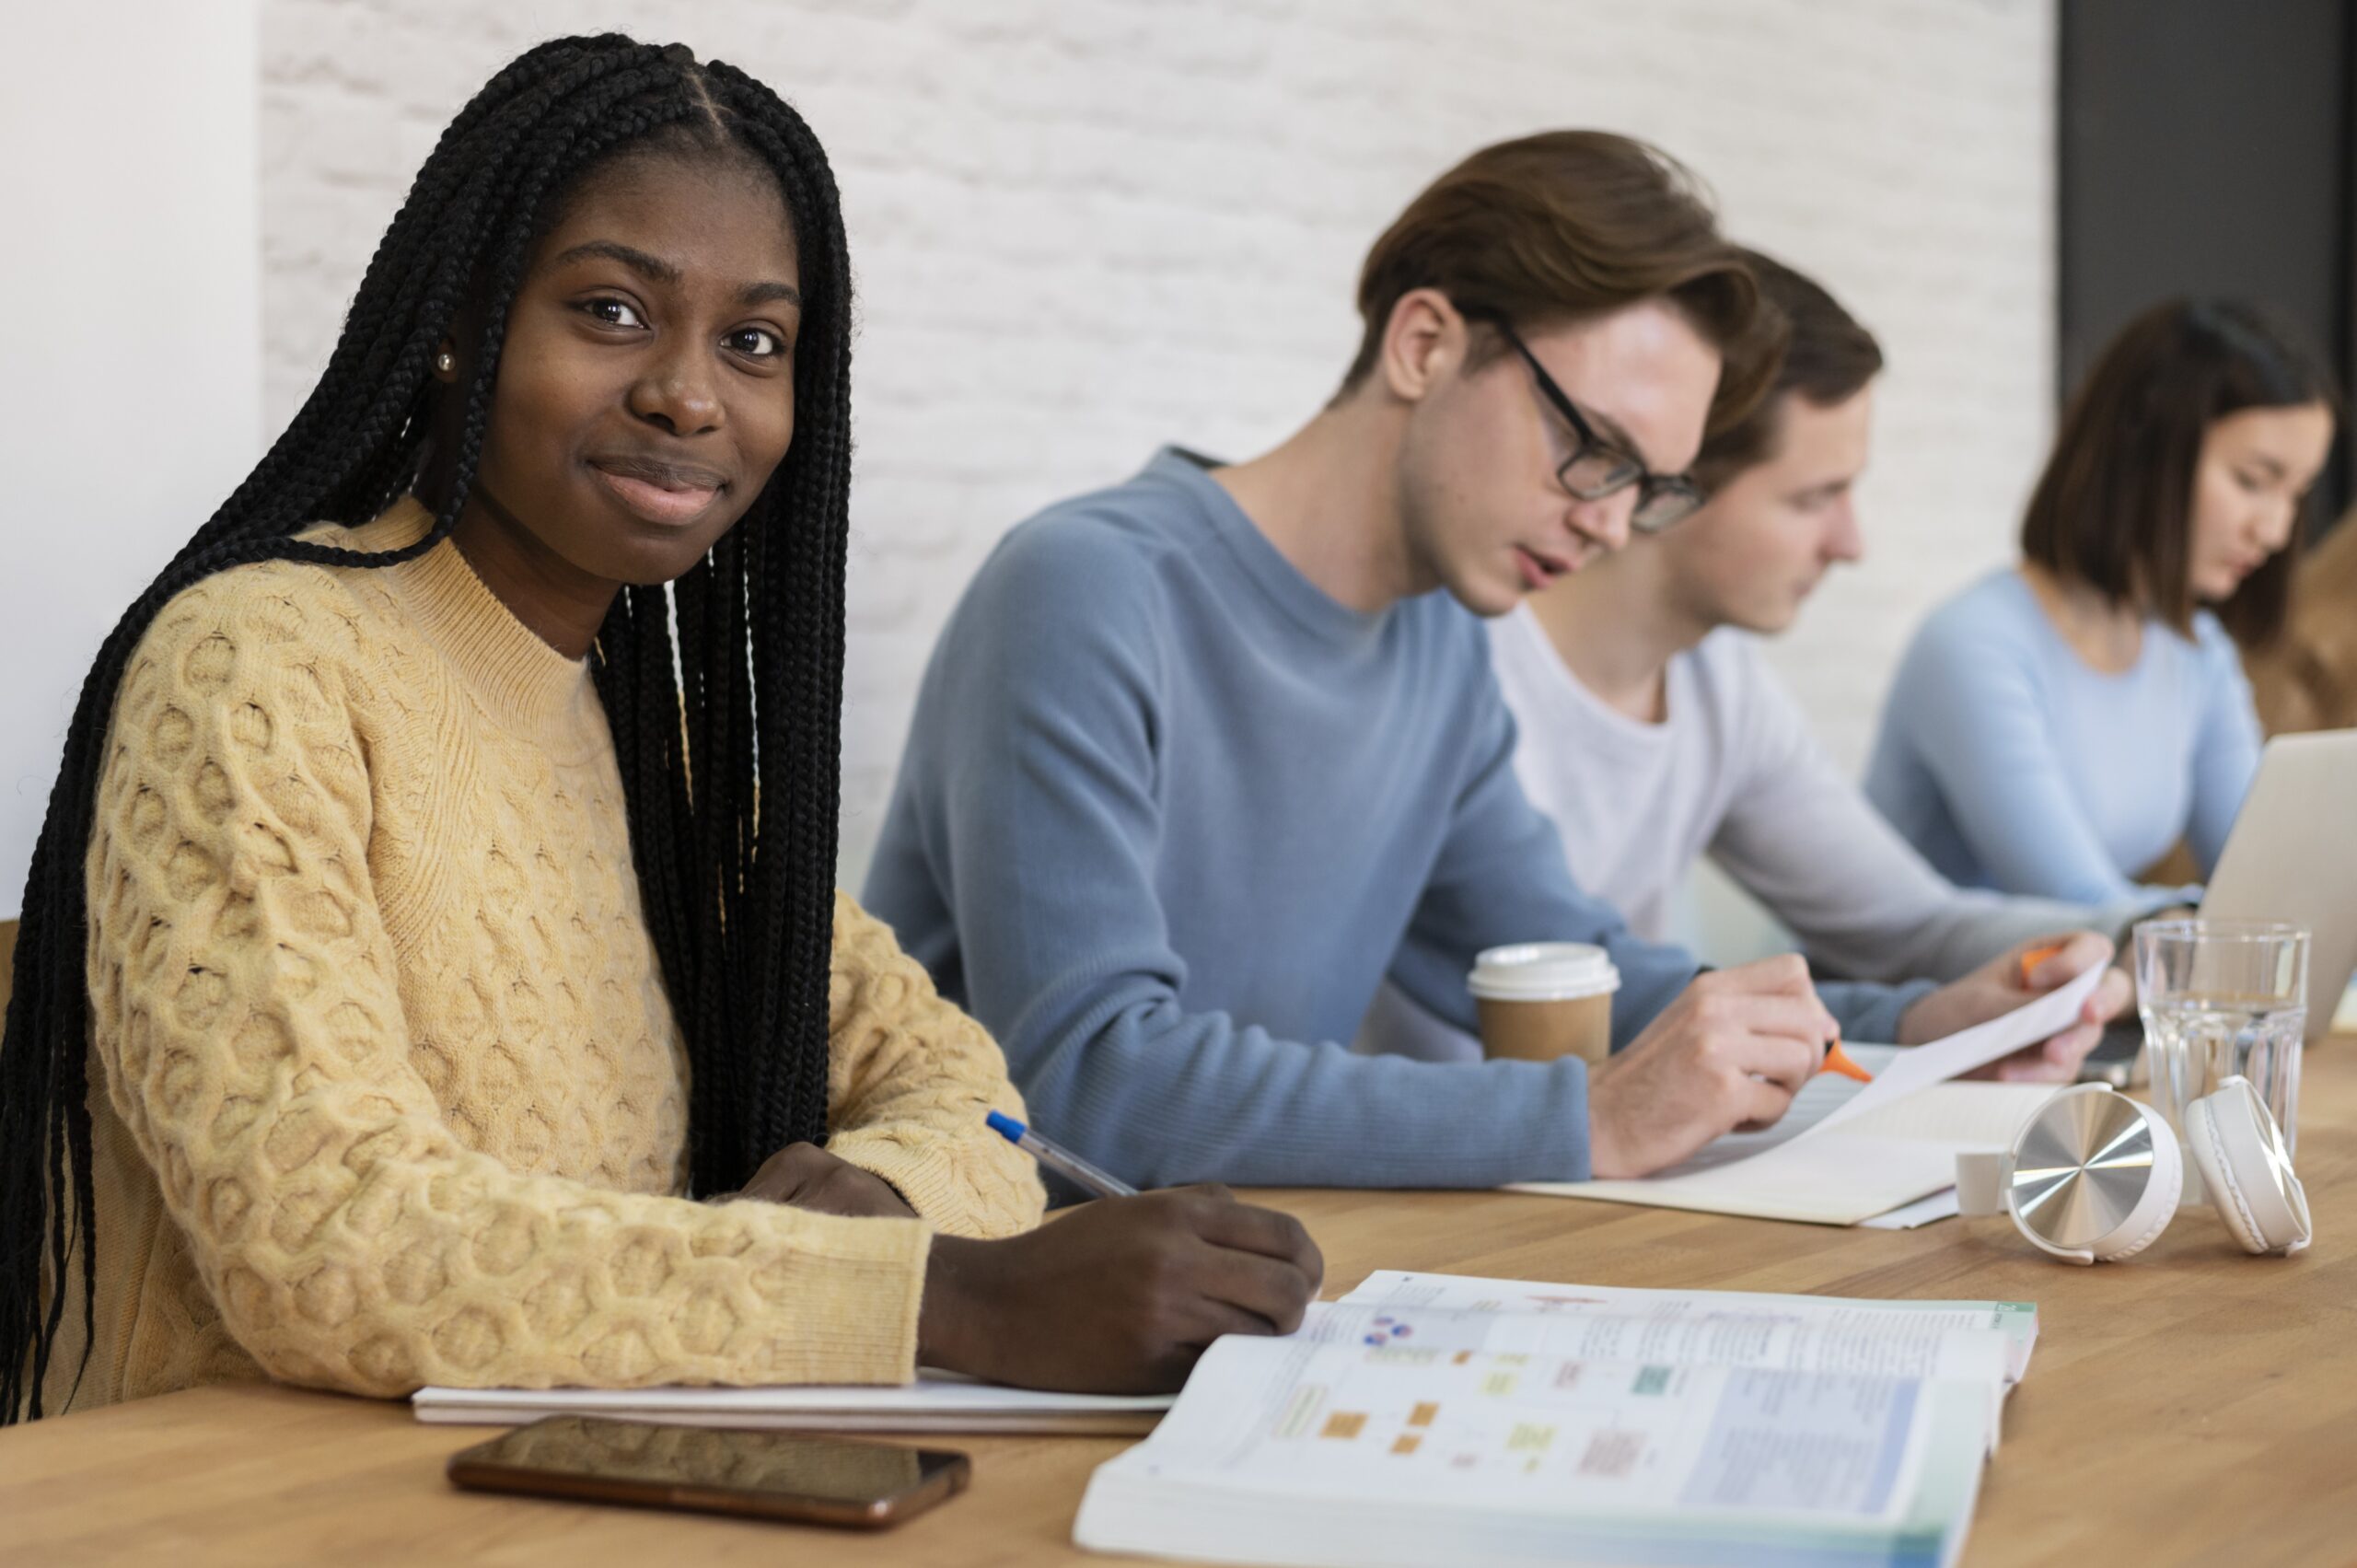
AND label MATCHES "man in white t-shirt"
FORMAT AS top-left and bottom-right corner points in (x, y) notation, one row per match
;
(1365, 251), (2153, 1061)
